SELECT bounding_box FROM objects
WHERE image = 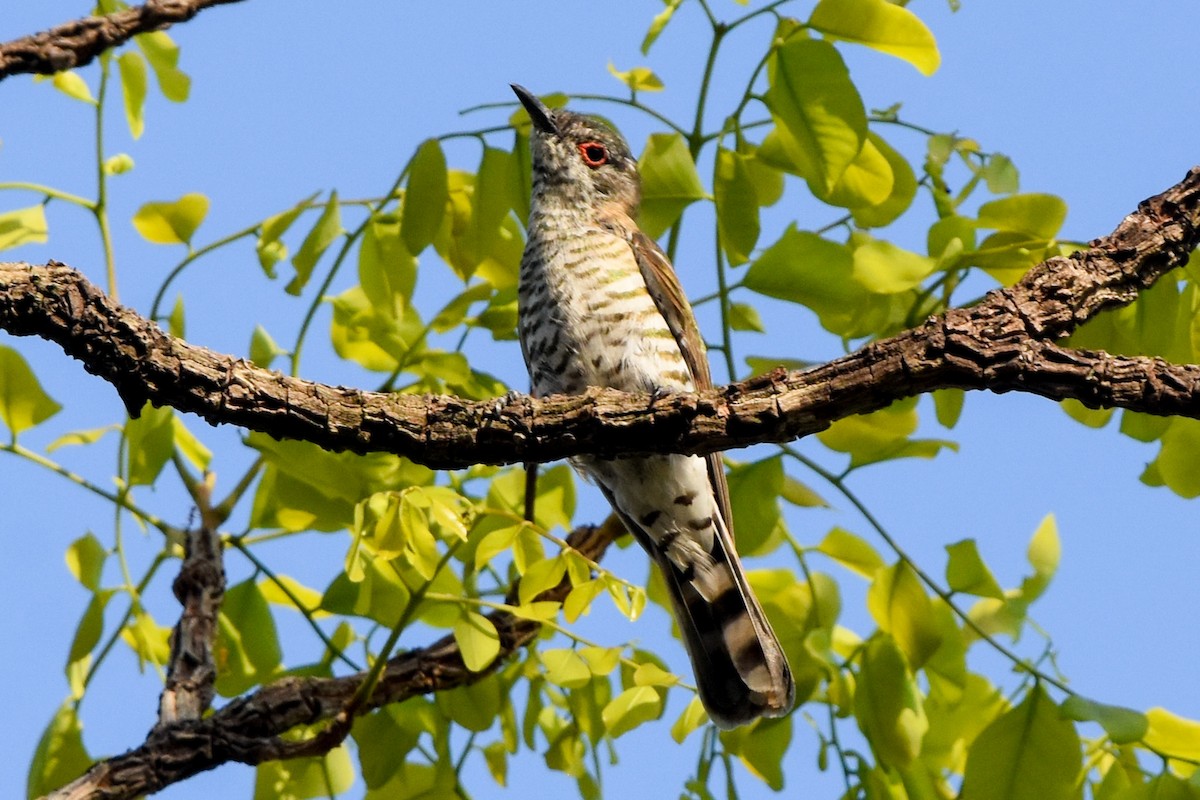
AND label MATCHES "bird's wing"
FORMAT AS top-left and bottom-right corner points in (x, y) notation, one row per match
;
(623, 224), (735, 532)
